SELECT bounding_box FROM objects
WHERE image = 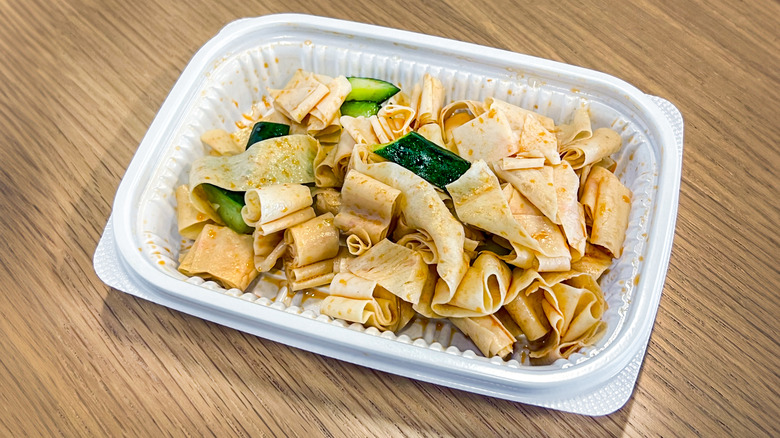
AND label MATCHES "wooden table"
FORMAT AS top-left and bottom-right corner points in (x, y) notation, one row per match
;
(1, 0), (777, 435)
